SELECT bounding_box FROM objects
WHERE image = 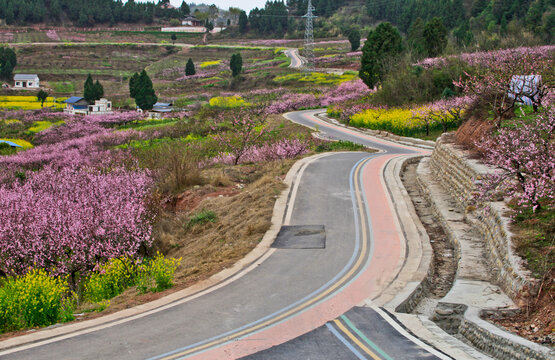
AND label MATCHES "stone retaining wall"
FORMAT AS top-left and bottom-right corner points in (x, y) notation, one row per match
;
(459, 308), (553, 360)
(428, 135), (535, 301)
